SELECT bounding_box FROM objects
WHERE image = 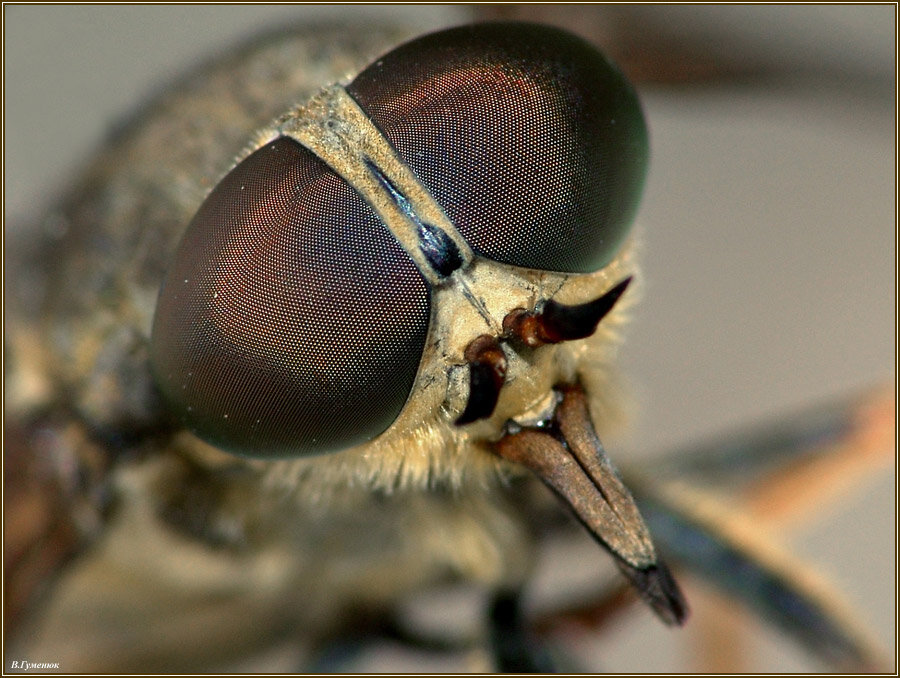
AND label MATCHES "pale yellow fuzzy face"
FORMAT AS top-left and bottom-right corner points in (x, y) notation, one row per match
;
(237, 250), (638, 498)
